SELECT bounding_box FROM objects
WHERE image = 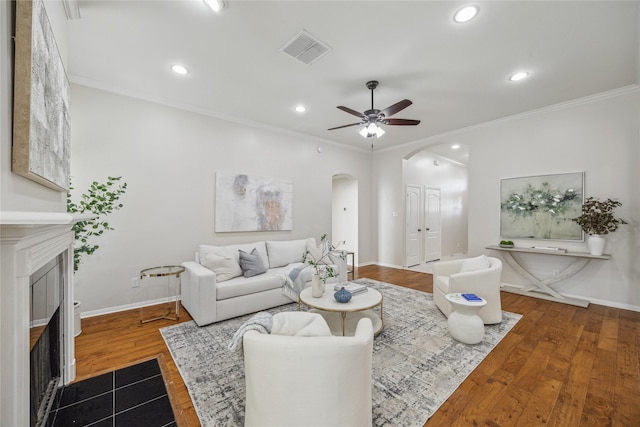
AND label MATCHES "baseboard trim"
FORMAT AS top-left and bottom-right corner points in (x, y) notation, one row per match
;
(80, 296), (180, 319)
(500, 282), (640, 313)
